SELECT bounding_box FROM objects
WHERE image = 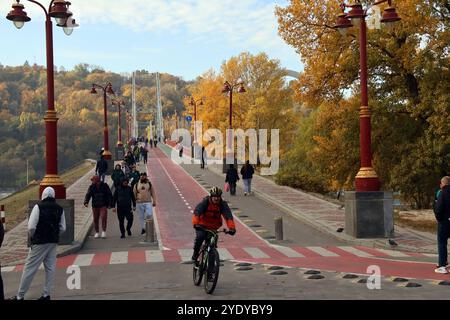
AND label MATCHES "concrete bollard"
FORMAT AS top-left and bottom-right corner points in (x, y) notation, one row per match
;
(145, 218), (155, 243)
(275, 217), (283, 241)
